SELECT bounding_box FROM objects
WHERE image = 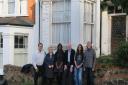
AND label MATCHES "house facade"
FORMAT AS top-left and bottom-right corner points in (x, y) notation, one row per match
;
(0, 0), (100, 69)
(101, 2), (128, 55)
(40, 0), (100, 54)
(0, 0), (37, 69)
